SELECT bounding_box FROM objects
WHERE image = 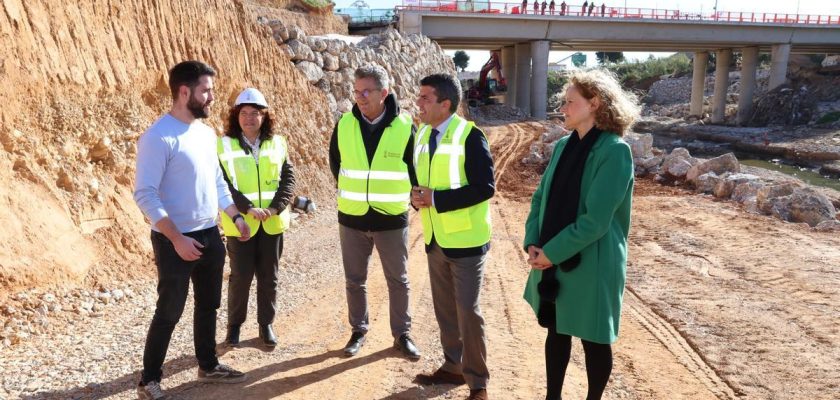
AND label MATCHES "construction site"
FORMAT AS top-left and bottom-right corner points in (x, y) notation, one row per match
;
(0, 0), (839, 399)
